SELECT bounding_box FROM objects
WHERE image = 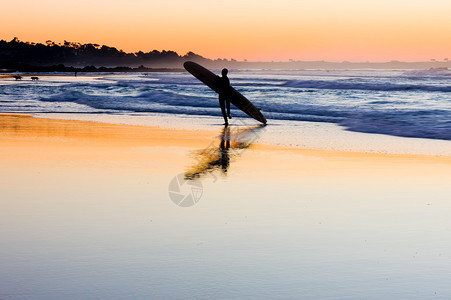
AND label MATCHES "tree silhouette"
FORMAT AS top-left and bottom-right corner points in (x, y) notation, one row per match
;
(0, 38), (207, 70)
